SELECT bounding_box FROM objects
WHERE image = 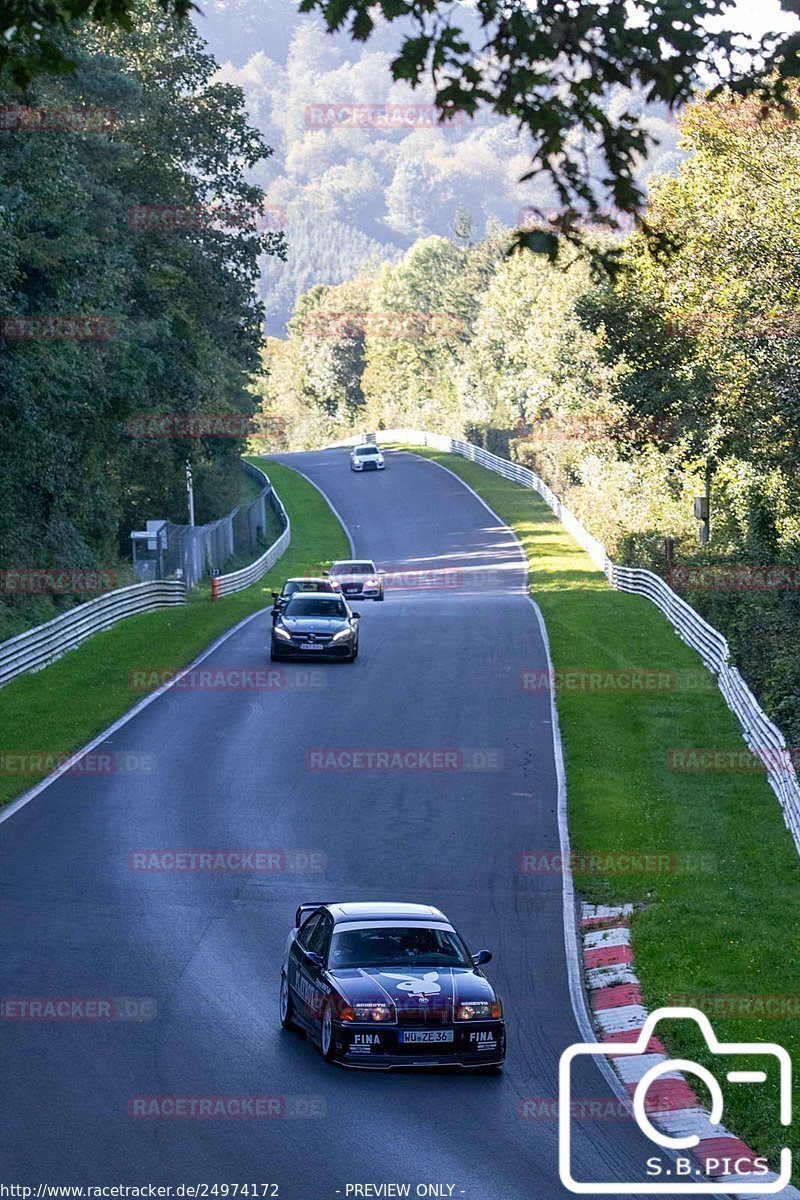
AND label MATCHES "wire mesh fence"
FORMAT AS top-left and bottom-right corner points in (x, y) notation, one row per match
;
(146, 462), (284, 588)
